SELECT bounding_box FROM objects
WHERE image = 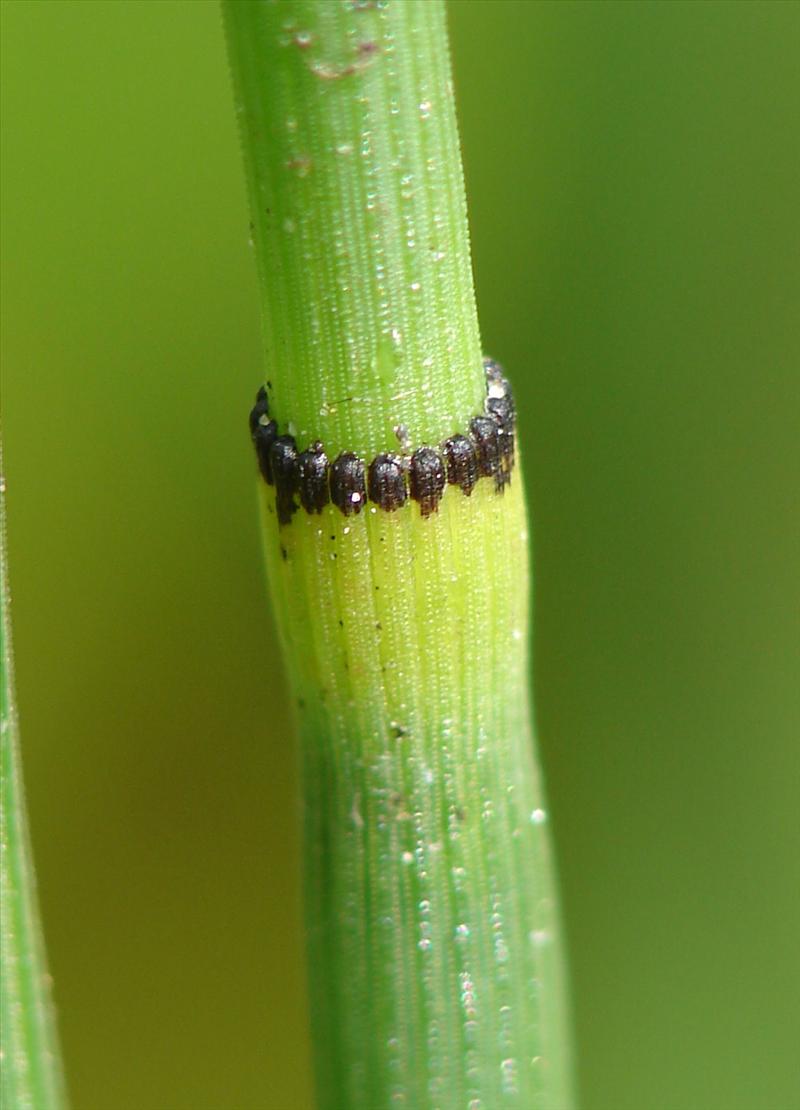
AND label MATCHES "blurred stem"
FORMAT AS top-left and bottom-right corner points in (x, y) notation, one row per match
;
(1, 450), (67, 1110)
(224, 2), (572, 1107)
